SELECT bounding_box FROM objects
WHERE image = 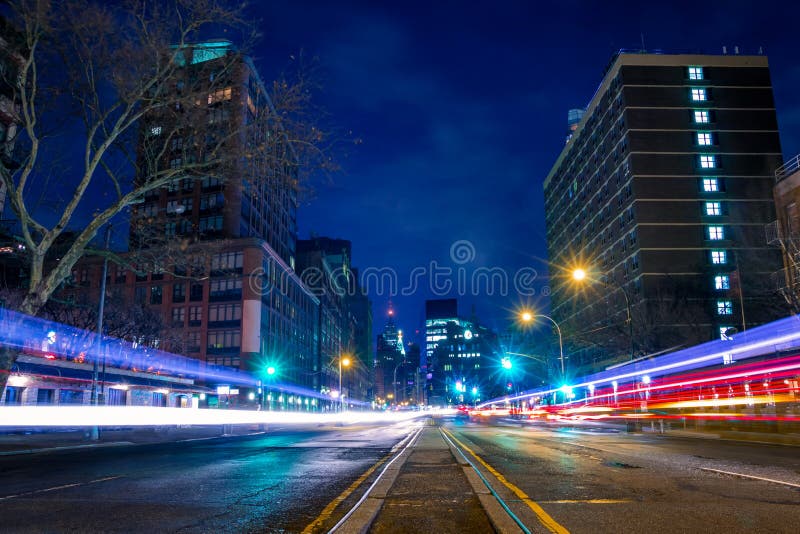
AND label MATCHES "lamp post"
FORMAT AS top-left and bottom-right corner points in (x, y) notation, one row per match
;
(519, 311), (565, 379)
(339, 355), (351, 412)
(572, 268), (634, 360)
(392, 359), (406, 406)
(89, 225), (112, 441)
